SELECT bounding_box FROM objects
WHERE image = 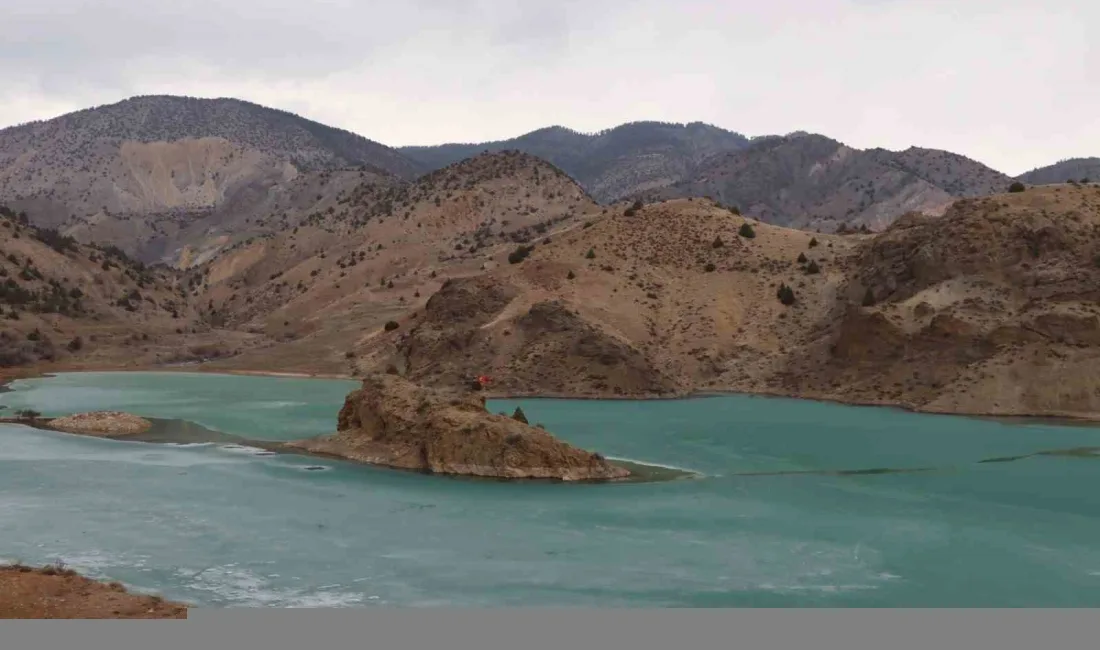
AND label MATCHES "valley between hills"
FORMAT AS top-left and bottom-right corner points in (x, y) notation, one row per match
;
(3, 96), (1100, 422)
